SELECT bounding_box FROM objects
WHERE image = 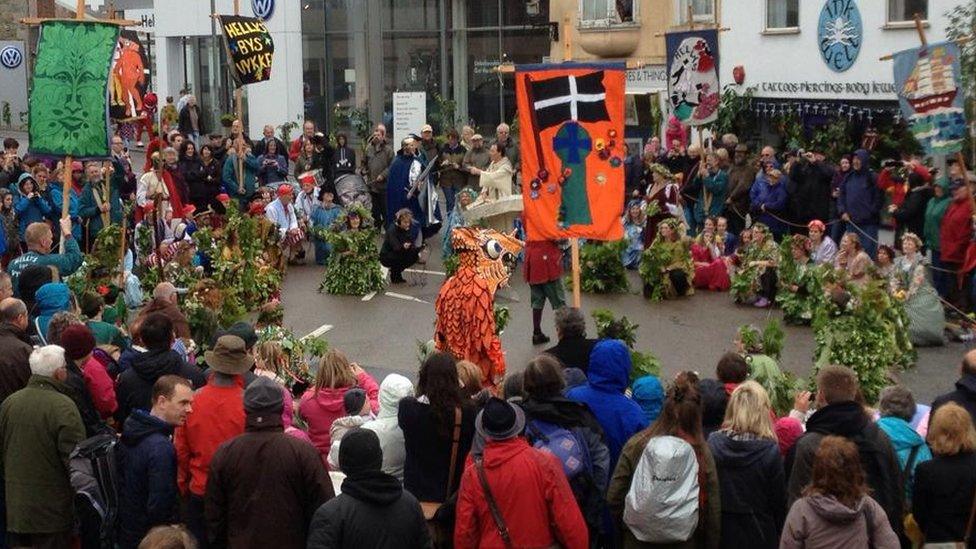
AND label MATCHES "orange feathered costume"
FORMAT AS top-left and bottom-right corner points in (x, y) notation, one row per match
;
(434, 227), (524, 389)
